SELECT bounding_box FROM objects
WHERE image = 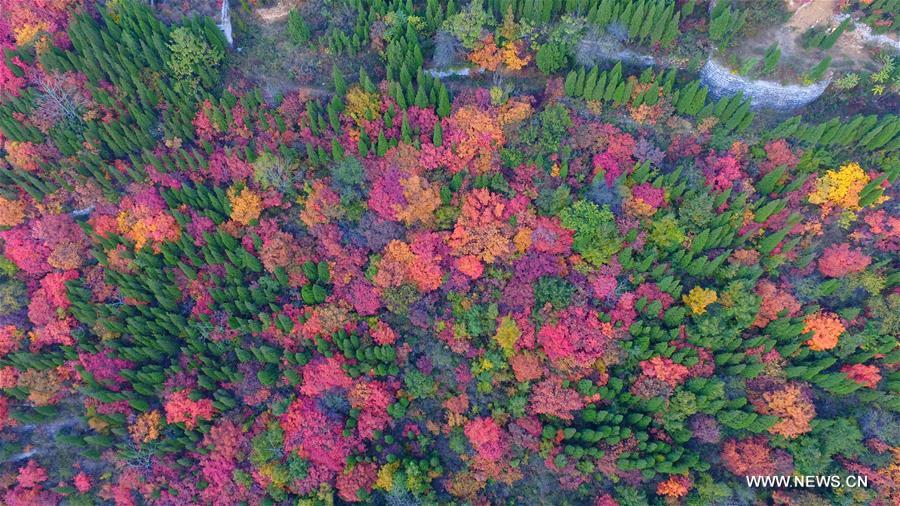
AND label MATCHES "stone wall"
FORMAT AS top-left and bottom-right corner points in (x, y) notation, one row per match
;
(700, 59), (830, 110)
